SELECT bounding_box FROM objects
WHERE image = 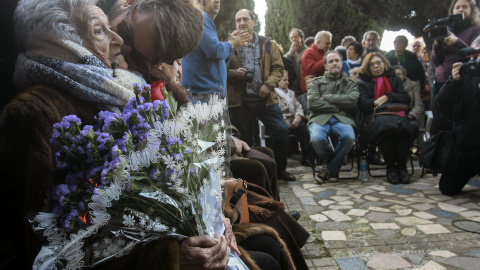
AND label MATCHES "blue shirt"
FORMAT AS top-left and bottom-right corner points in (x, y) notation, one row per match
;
(181, 12), (233, 96)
